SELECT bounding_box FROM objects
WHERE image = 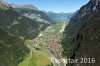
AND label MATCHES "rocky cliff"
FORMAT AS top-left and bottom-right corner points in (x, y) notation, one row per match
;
(61, 0), (100, 66)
